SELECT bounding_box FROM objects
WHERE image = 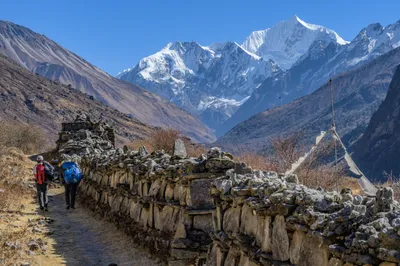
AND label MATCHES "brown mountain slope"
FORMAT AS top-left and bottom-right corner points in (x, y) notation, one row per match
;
(216, 47), (400, 154)
(352, 65), (400, 181)
(0, 53), (153, 145)
(0, 20), (215, 143)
